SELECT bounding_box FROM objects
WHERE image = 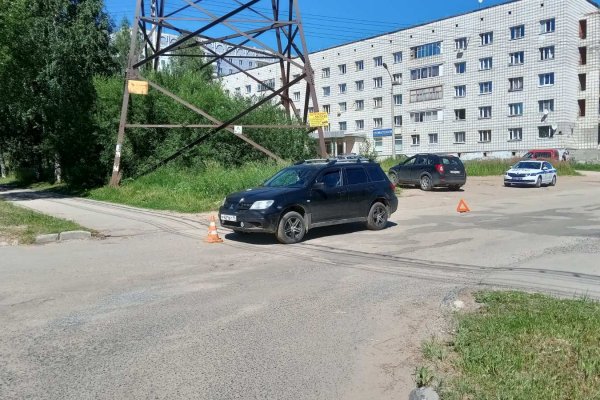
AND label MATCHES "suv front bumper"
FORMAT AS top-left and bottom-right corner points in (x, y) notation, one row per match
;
(218, 208), (281, 233)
